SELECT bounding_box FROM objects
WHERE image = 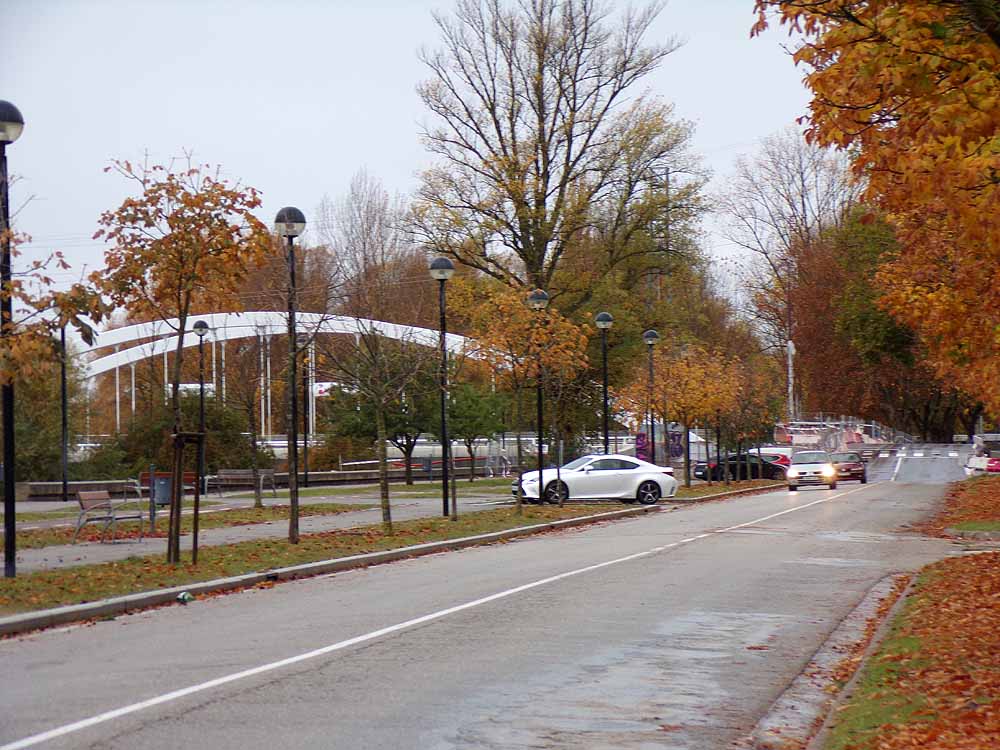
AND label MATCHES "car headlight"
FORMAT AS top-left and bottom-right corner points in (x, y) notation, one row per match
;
(786, 468), (799, 478)
(821, 465), (836, 477)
